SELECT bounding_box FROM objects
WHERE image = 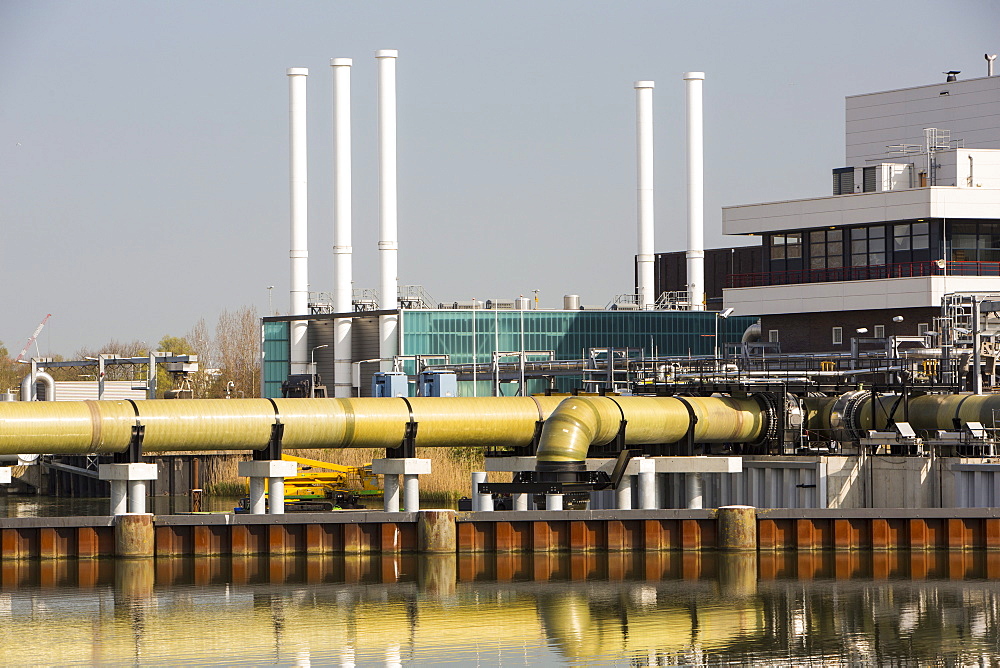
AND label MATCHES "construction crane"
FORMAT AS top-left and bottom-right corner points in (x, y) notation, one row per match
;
(15, 314), (52, 363)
